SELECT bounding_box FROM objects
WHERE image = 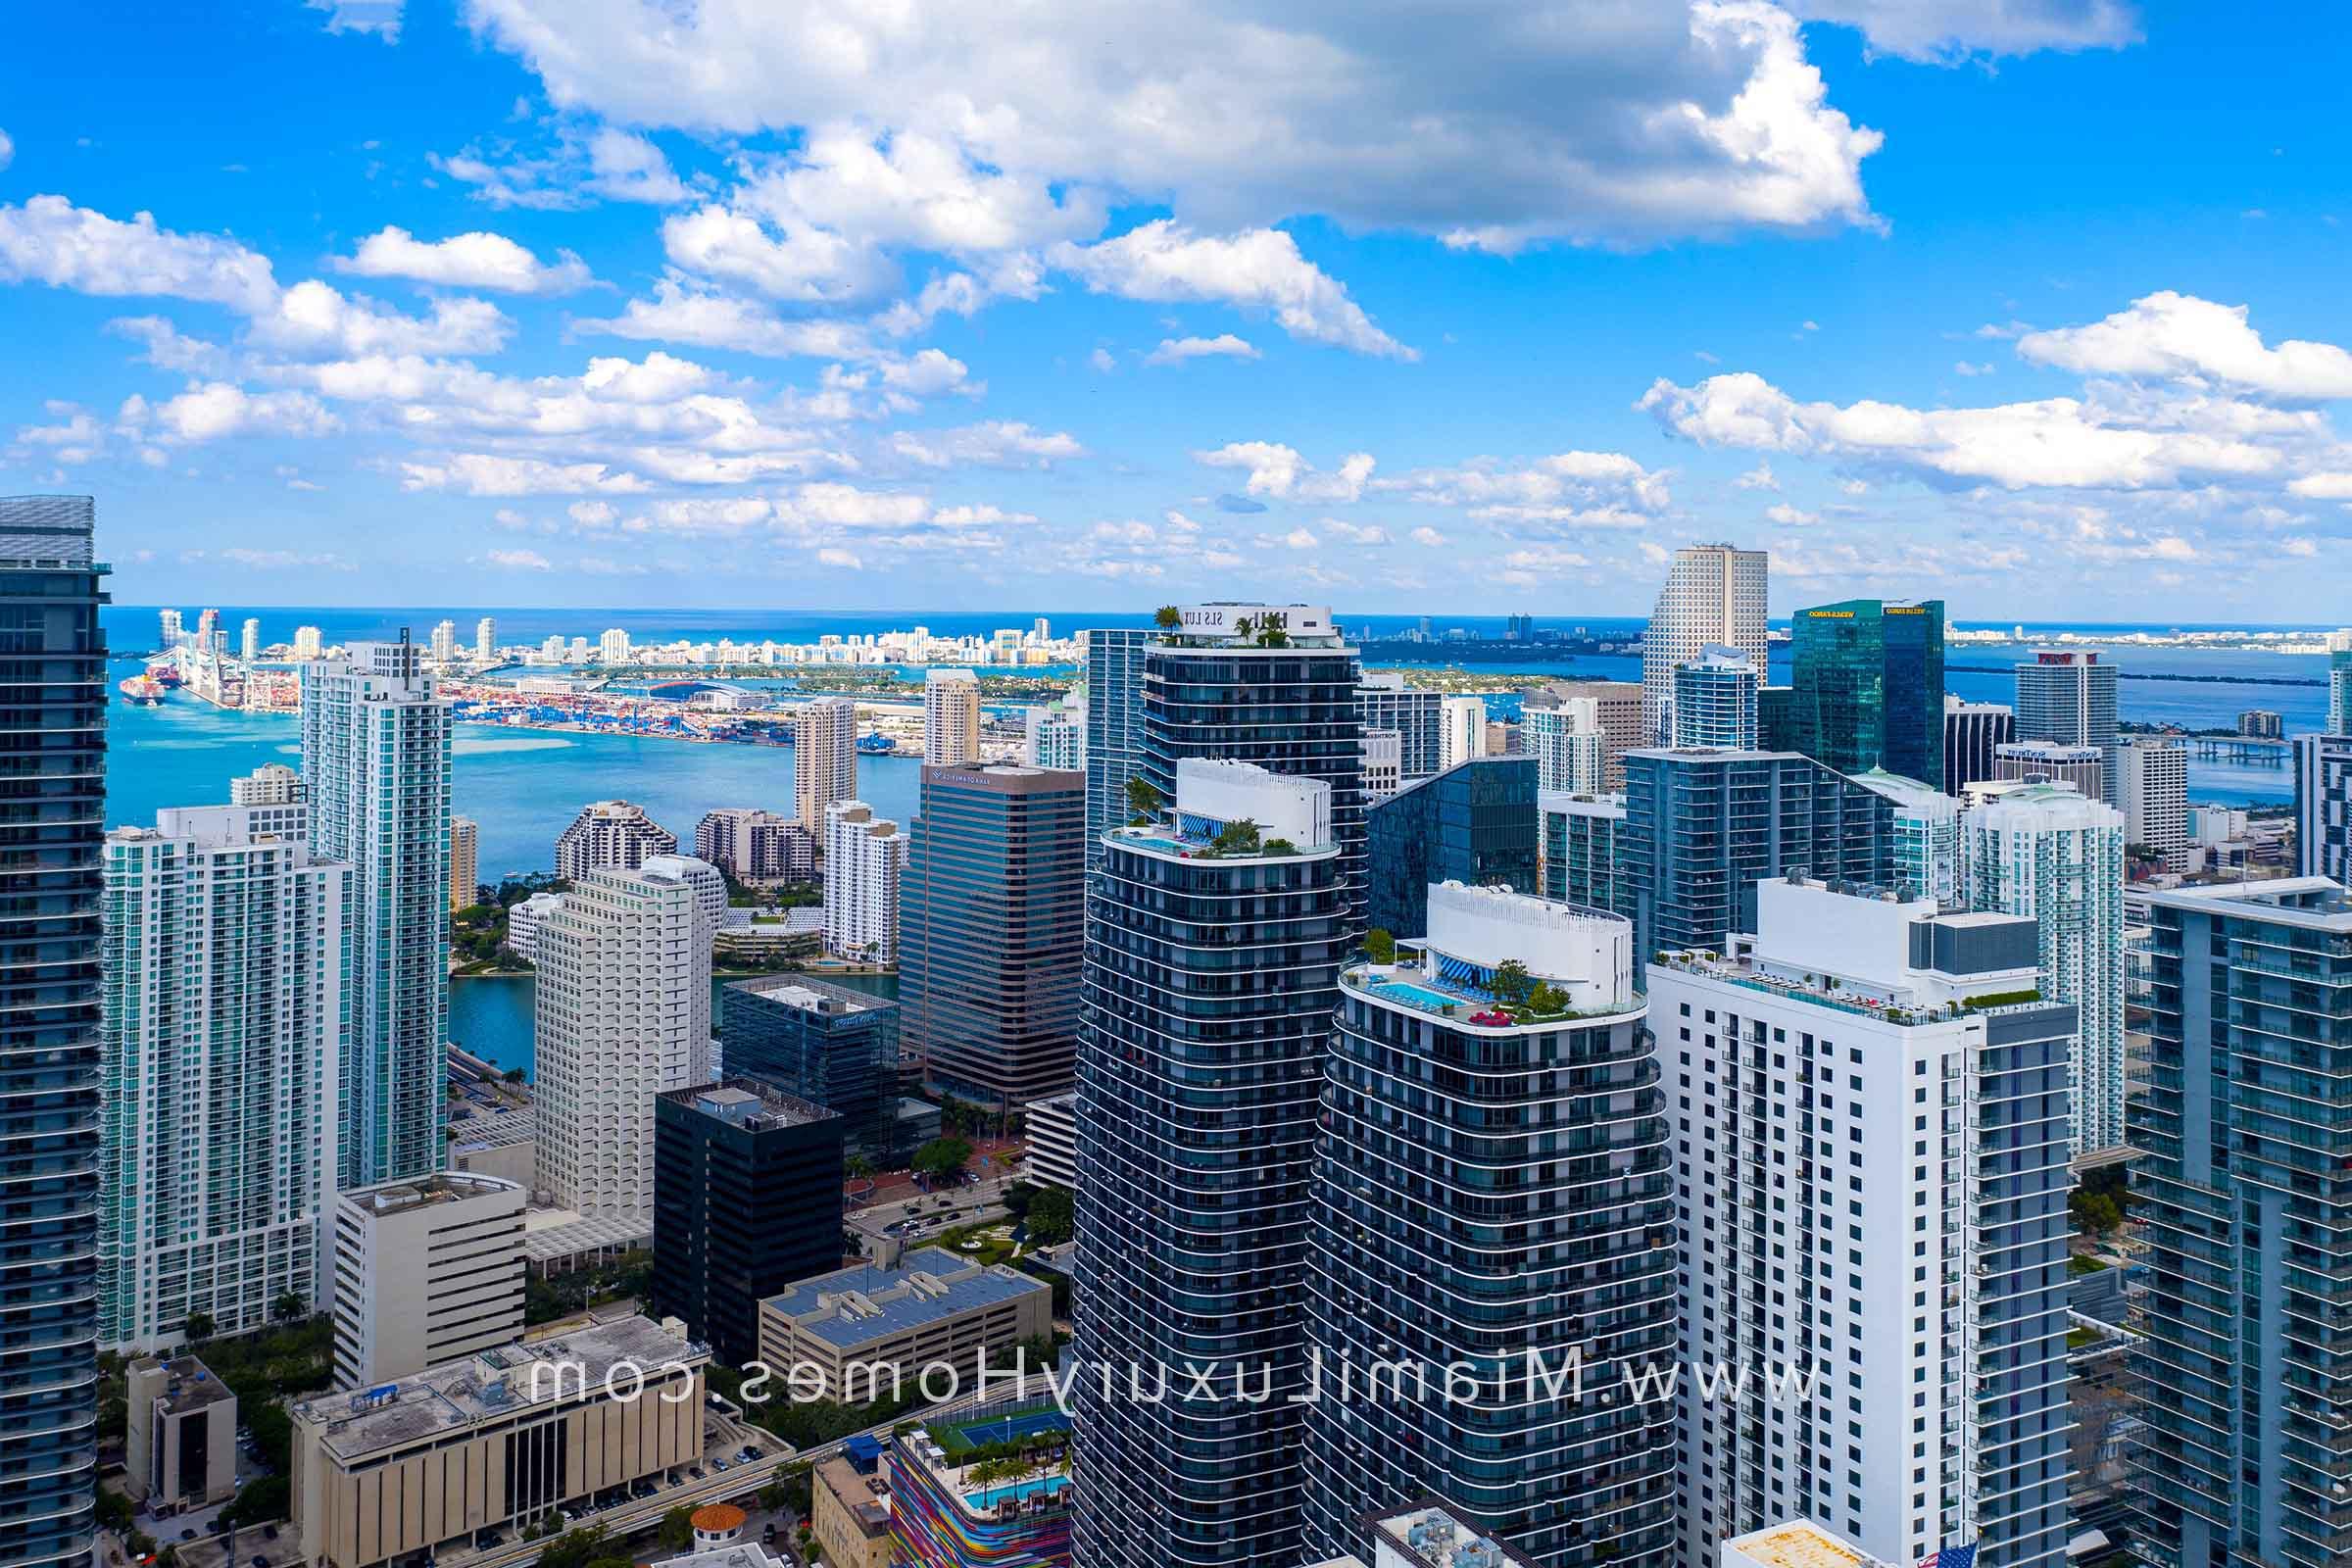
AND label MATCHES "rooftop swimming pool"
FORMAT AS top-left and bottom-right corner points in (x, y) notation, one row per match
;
(964, 1473), (1070, 1510)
